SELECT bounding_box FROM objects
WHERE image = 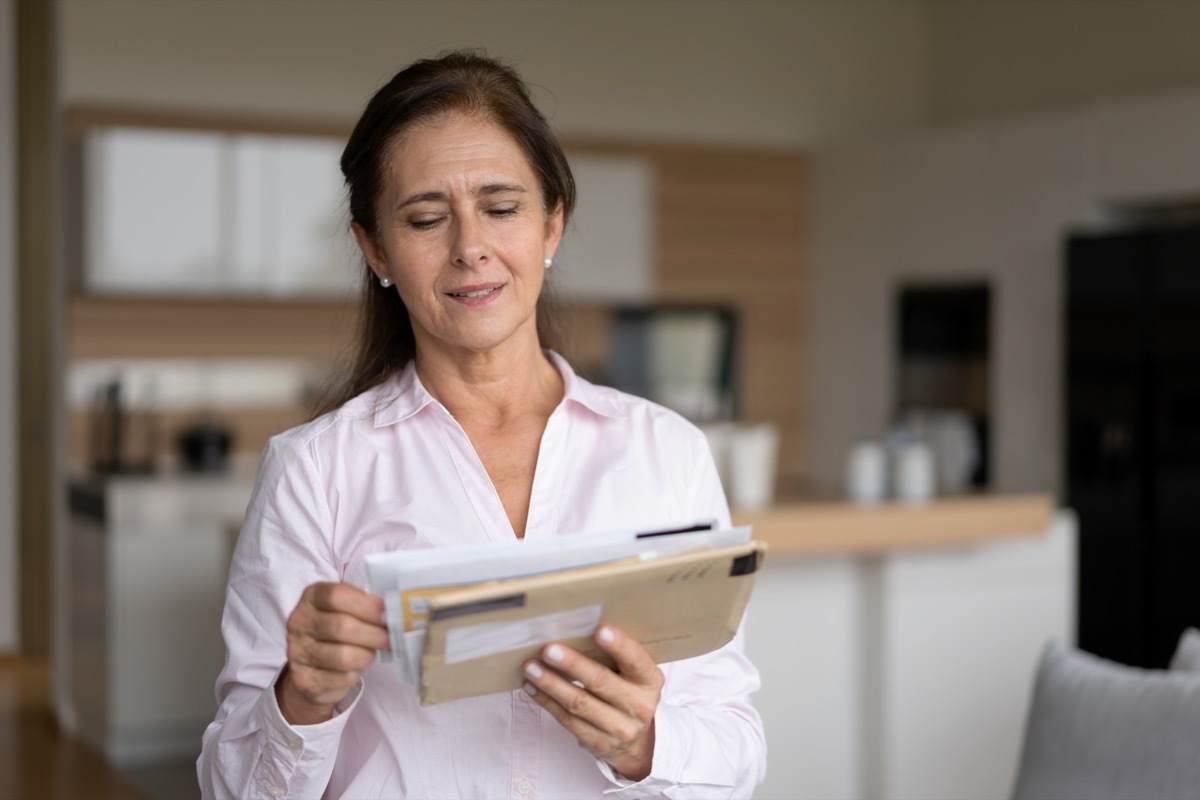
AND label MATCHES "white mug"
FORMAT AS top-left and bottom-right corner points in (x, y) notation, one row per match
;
(893, 441), (935, 504)
(846, 440), (887, 504)
(728, 424), (780, 511)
